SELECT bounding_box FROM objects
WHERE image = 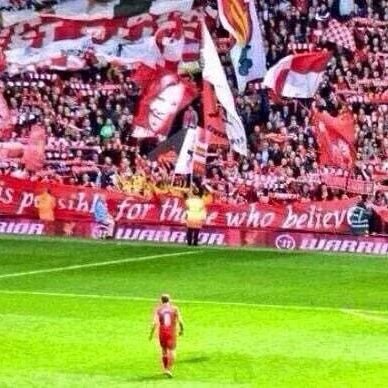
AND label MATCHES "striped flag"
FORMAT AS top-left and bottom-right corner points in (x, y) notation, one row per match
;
(0, 9), (203, 72)
(217, 0), (266, 92)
